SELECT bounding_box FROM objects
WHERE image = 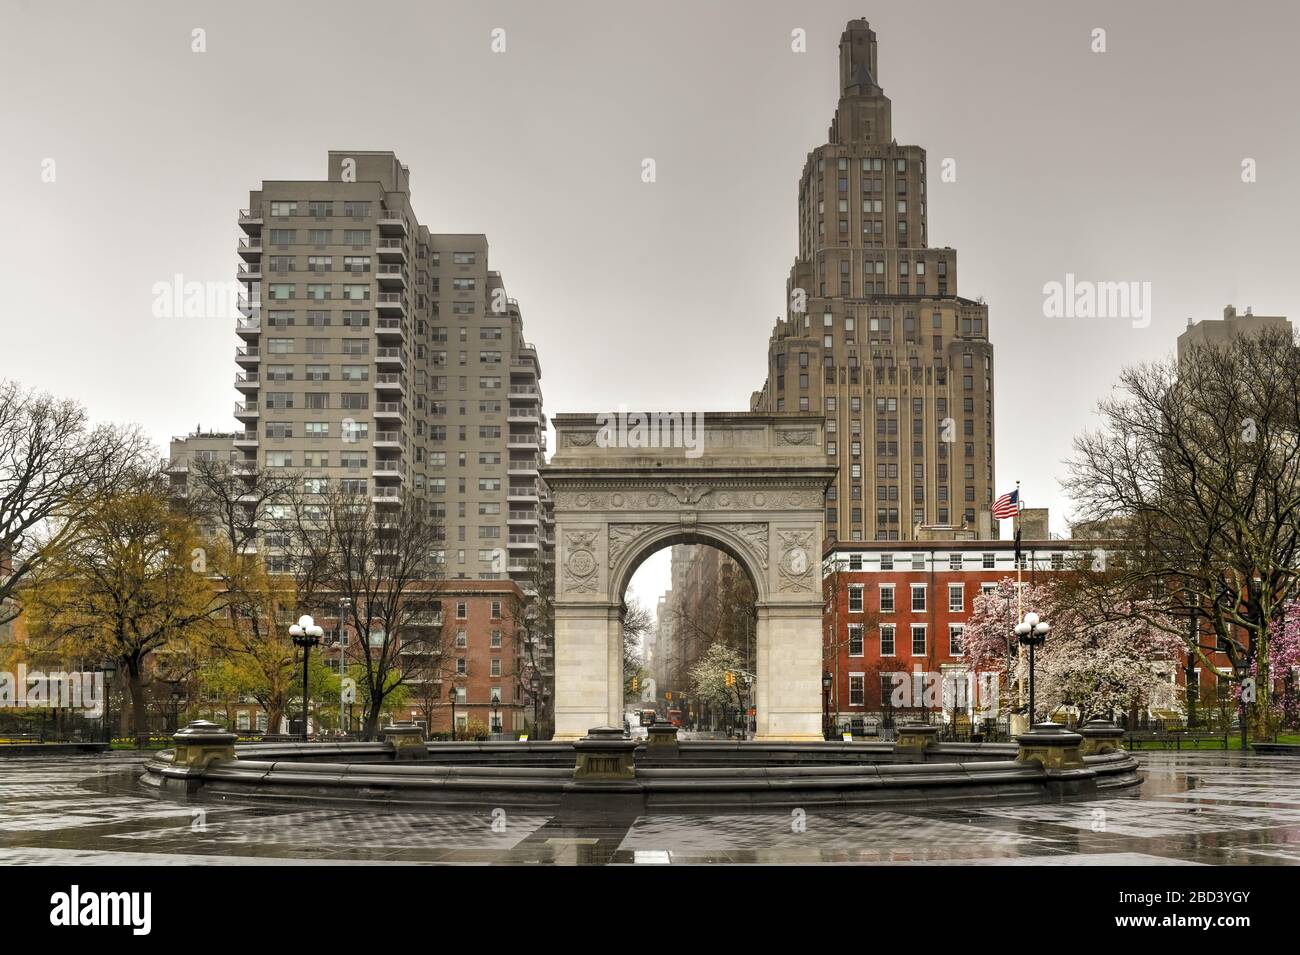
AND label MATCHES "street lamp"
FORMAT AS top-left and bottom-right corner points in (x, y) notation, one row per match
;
(289, 614), (324, 742)
(491, 692), (501, 735)
(170, 689), (183, 733)
(529, 673), (542, 738)
(1015, 611), (1051, 725)
(100, 661), (116, 746)
(822, 670), (834, 740)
